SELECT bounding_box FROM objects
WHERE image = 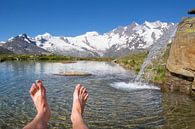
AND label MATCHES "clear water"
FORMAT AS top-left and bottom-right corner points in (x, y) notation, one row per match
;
(0, 61), (195, 129)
